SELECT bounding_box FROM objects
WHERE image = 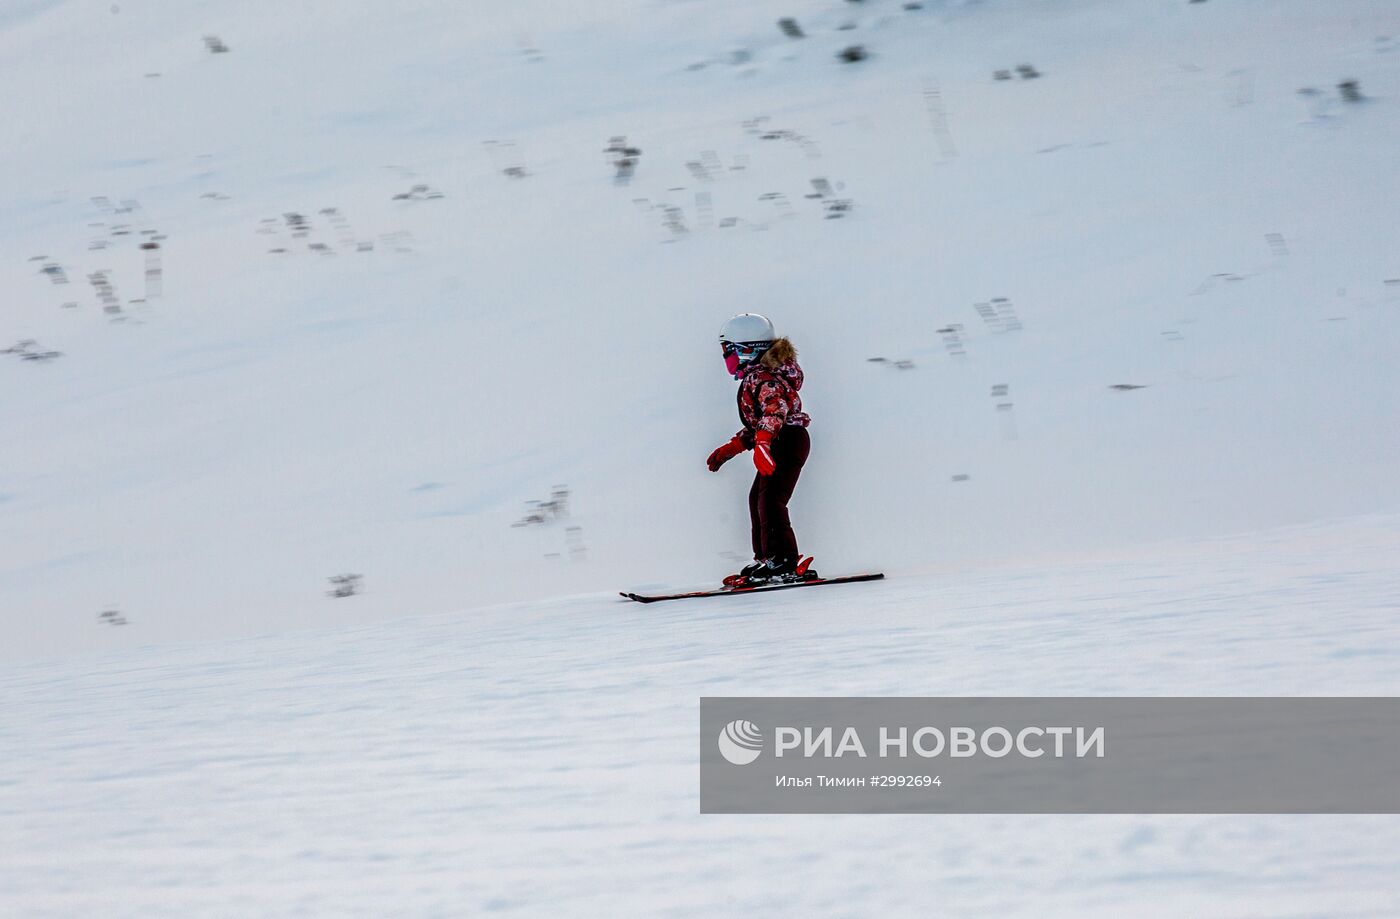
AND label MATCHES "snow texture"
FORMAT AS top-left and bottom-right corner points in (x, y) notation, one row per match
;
(1, 0), (1399, 914)
(3, 517), (1400, 916)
